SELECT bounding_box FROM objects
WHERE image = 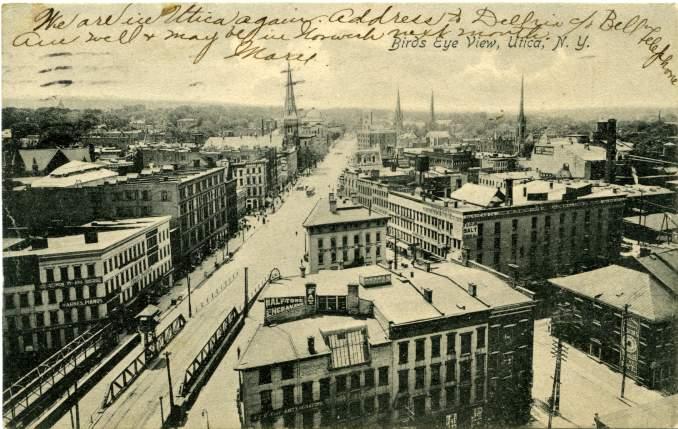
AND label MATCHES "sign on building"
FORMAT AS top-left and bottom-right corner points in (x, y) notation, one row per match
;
(264, 296), (305, 319)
